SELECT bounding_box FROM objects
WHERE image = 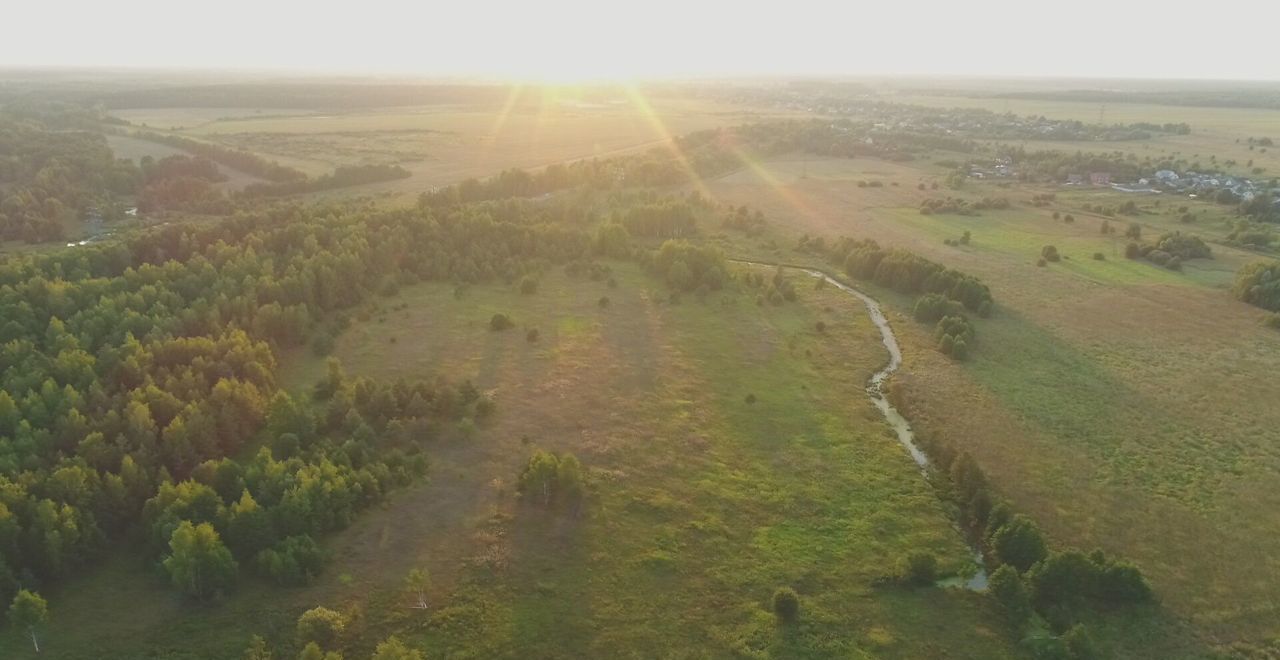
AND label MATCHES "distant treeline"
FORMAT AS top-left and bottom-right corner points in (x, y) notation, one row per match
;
(994, 89), (1280, 111)
(131, 132), (306, 183)
(241, 164), (411, 197)
(97, 83), (515, 110)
